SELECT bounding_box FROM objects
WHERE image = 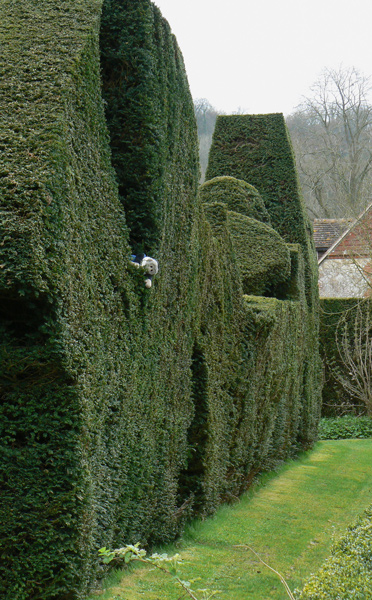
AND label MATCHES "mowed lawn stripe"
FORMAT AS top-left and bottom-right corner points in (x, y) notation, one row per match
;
(92, 440), (372, 600)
